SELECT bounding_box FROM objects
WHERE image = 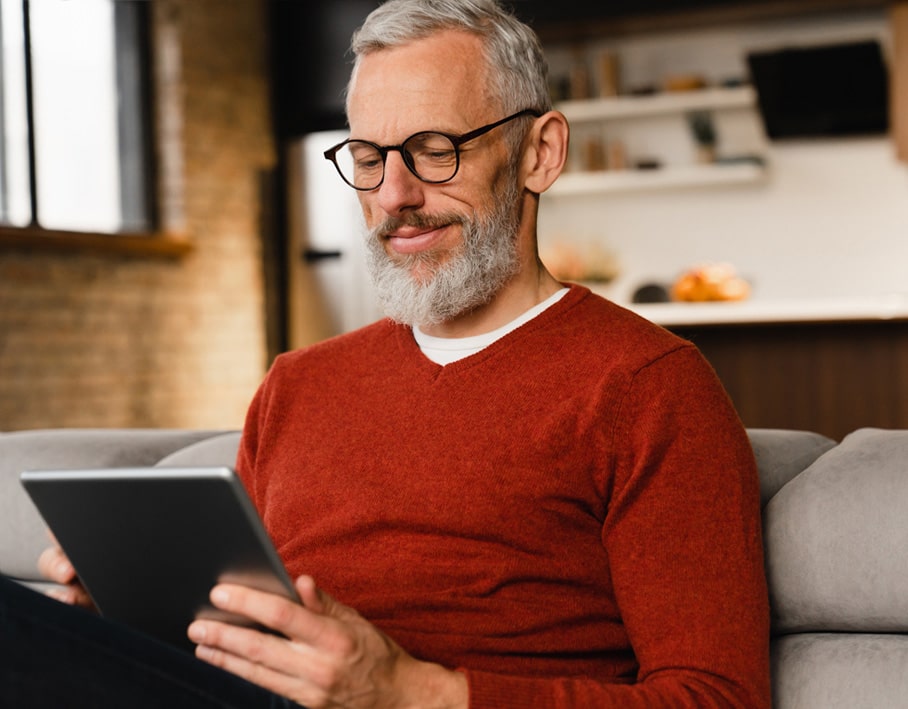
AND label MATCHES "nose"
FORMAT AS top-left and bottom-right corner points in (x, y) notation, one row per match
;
(374, 149), (425, 216)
